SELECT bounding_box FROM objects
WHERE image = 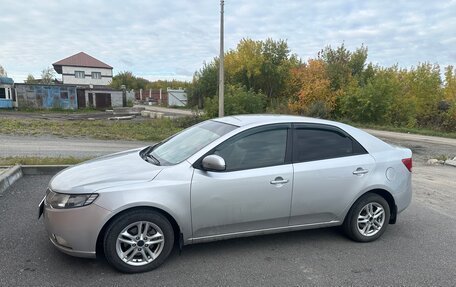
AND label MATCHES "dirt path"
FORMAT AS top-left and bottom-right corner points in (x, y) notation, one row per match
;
(363, 129), (456, 163)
